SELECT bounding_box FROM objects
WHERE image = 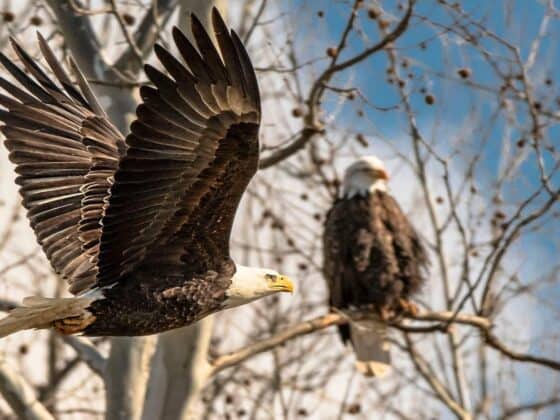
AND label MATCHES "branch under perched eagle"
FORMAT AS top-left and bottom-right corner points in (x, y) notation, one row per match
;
(323, 156), (429, 377)
(0, 8), (294, 337)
